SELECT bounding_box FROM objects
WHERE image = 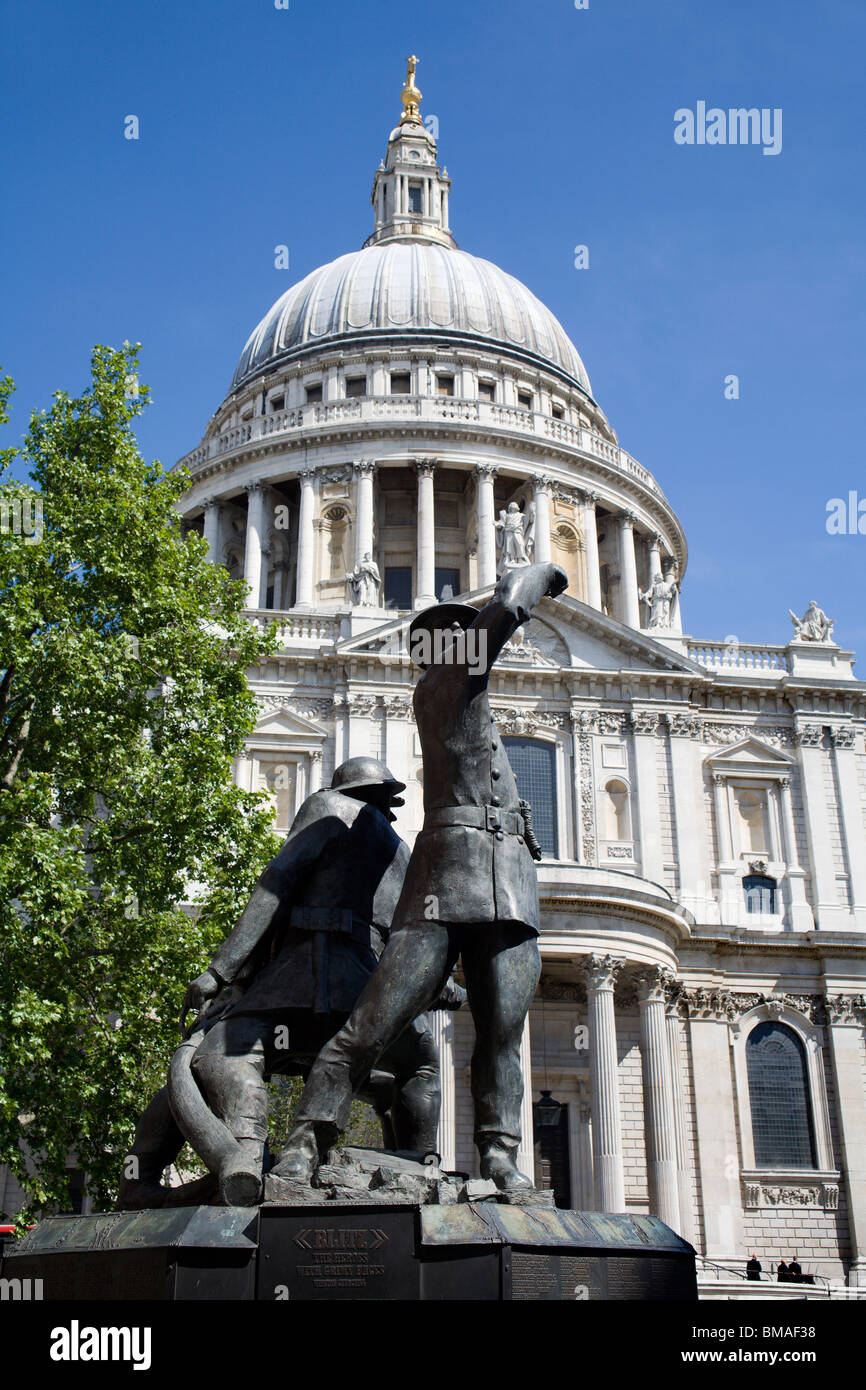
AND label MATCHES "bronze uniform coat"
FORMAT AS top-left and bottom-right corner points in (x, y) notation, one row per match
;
(393, 563), (565, 934)
(210, 789), (409, 1014)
